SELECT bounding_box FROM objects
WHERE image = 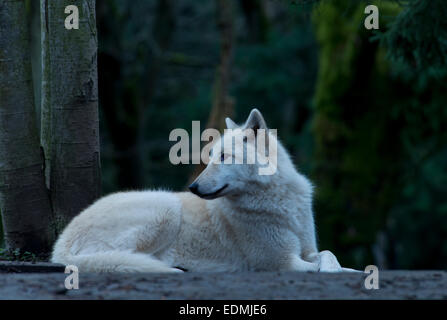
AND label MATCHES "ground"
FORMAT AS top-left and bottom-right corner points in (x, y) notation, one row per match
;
(0, 262), (445, 299)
